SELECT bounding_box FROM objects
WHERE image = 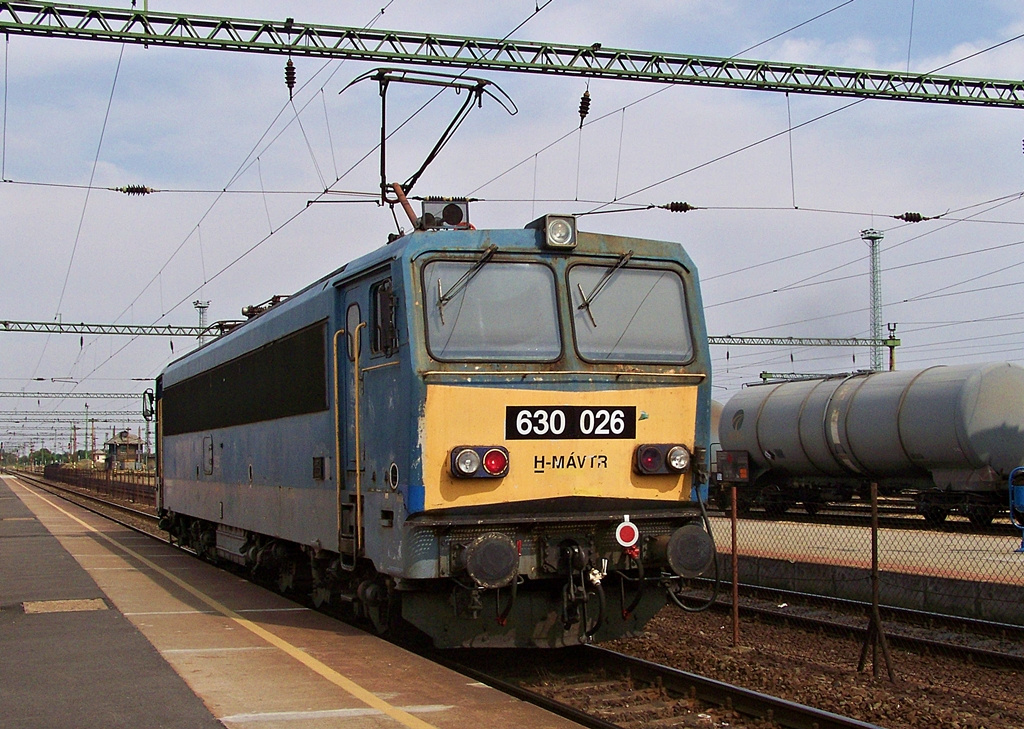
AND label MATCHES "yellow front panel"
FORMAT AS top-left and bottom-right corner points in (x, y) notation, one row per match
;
(421, 384), (699, 509)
